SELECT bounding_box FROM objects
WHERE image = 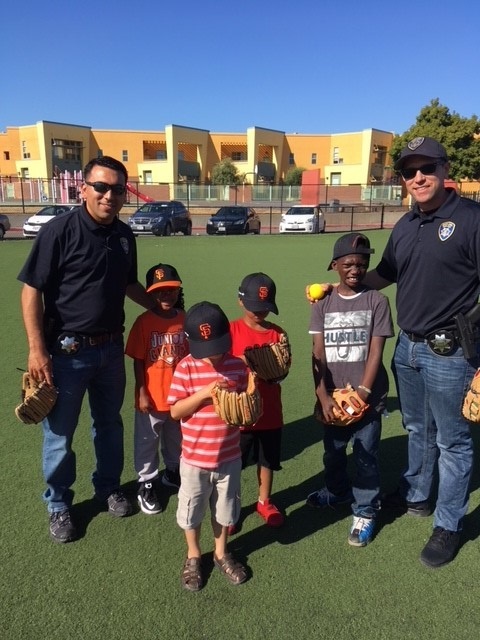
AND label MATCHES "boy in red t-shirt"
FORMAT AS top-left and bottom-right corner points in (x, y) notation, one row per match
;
(125, 264), (188, 515)
(168, 302), (249, 592)
(230, 273), (287, 531)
